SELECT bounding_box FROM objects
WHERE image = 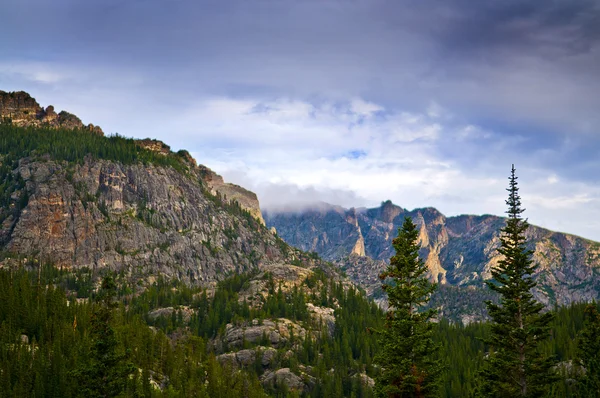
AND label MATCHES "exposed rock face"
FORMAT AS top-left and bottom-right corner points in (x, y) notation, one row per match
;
(198, 165), (265, 226)
(265, 201), (600, 321)
(0, 156), (286, 283)
(148, 306), (196, 323)
(238, 263), (314, 306)
(0, 90), (103, 134)
(136, 139), (171, 156)
(307, 303), (335, 337)
(261, 368), (306, 392)
(216, 346), (278, 368)
(219, 319), (308, 349)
